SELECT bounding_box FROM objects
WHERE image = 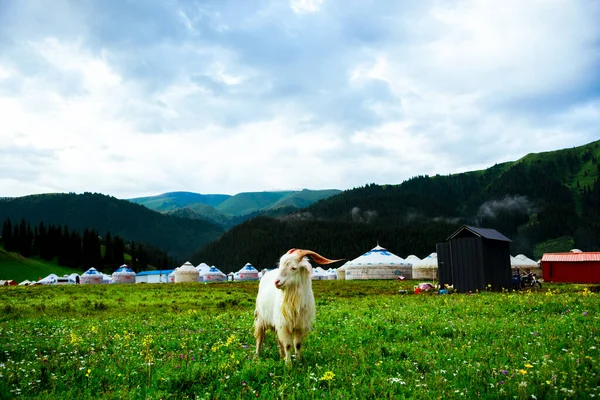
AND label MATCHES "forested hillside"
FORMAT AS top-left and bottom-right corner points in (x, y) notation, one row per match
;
(192, 140), (600, 272)
(0, 193), (224, 259)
